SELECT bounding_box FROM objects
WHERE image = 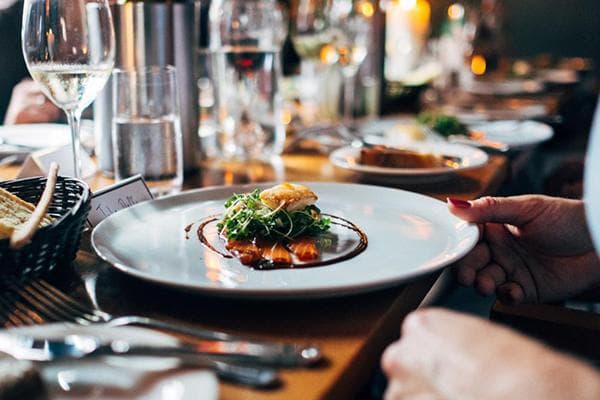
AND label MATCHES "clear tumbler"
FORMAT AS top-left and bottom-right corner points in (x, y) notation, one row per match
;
(112, 66), (183, 196)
